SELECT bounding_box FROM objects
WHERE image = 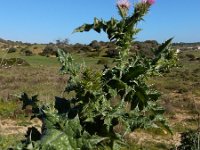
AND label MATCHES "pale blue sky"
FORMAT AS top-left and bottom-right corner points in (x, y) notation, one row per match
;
(0, 0), (199, 44)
